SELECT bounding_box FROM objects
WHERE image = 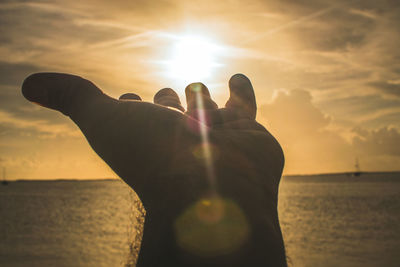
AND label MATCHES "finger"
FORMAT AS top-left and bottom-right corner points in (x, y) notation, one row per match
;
(185, 82), (218, 113)
(225, 73), (256, 120)
(153, 88), (185, 112)
(119, 93), (142, 101)
(22, 72), (107, 118)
